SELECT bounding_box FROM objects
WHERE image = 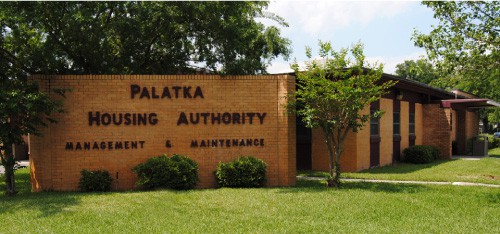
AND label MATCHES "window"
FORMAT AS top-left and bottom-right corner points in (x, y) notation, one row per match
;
(370, 116), (379, 136)
(370, 101), (380, 136)
(393, 112), (400, 135)
(409, 112), (415, 134)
